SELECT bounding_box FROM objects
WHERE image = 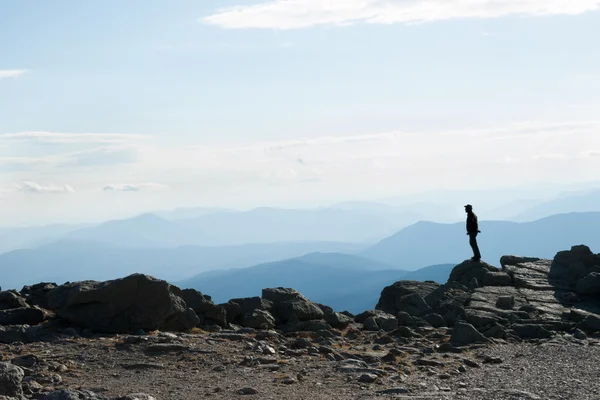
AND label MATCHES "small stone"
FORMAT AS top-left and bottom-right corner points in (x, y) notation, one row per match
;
(573, 329), (587, 340)
(482, 355), (503, 364)
(282, 378), (296, 385)
(293, 338), (312, 349)
(237, 387), (258, 395)
(376, 388), (411, 395)
(461, 358), (481, 368)
(122, 394), (158, 400)
(11, 354), (39, 368)
(358, 373), (378, 383)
